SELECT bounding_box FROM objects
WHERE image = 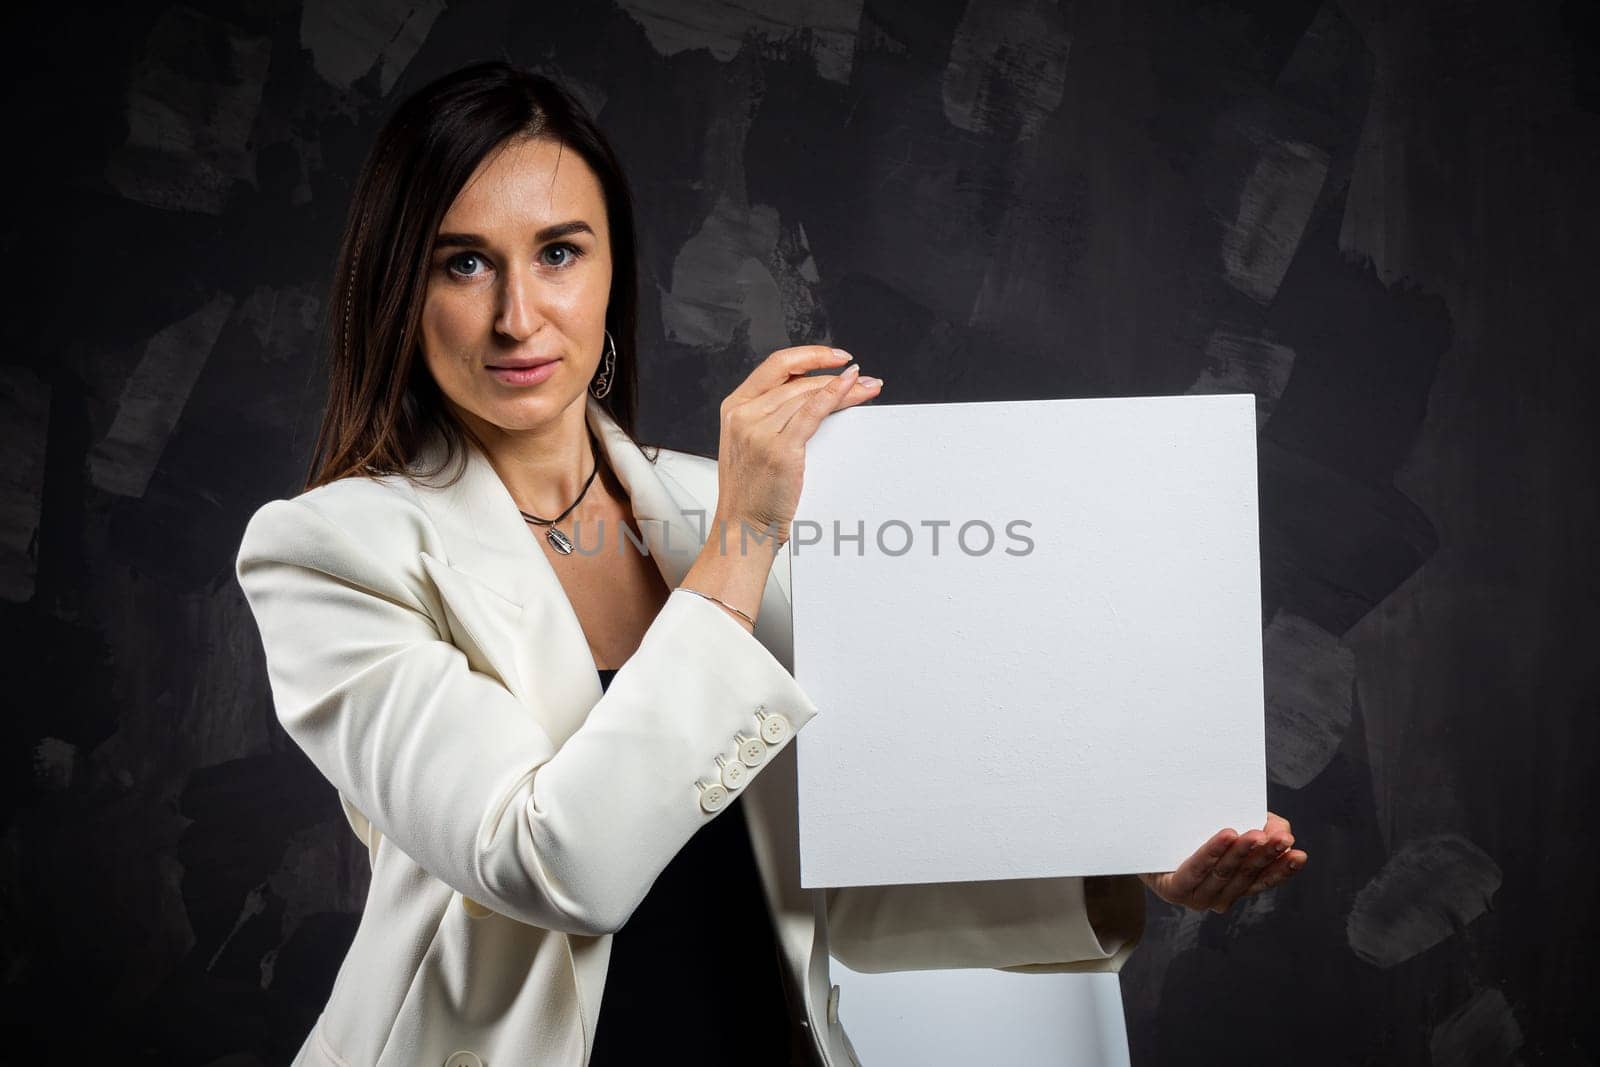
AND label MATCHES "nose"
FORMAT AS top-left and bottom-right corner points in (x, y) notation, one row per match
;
(493, 262), (547, 341)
